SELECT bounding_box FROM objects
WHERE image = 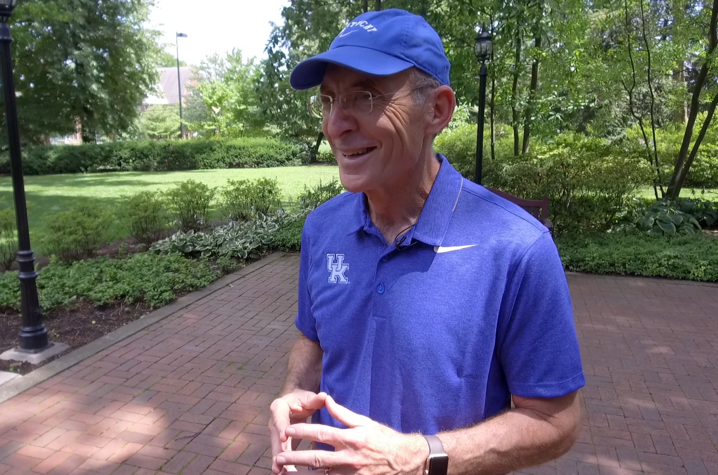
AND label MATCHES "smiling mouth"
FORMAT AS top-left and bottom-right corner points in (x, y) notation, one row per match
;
(342, 147), (377, 158)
